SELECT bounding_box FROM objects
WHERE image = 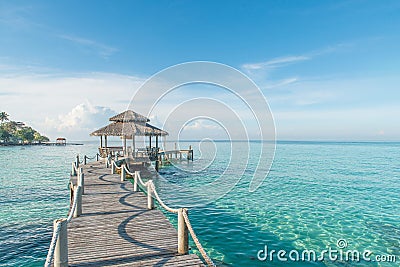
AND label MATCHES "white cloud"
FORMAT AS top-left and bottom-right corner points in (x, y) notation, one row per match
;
(58, 34), (118, 58)
(183, 120), (220, 131)
(242, 56), (309, 71)
(241, 42), (353, 76)
(0, 67), (146, 139)
(43, 102), (115, 140)
(263, 77), (299, 89)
